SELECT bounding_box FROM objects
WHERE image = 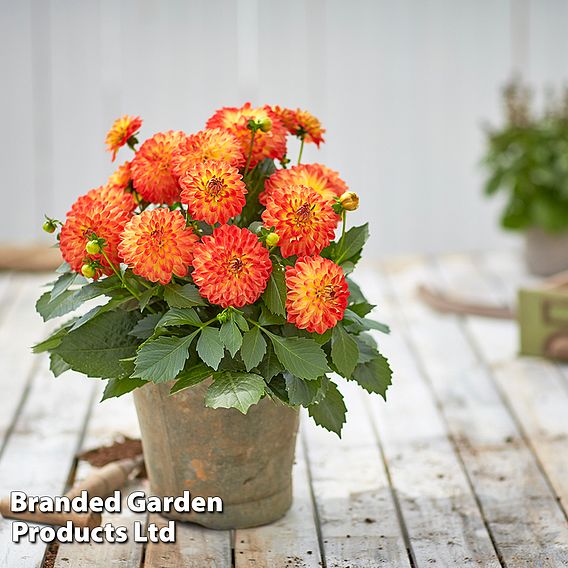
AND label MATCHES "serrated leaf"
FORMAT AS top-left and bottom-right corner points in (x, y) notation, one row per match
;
(331, 323), (359, 378)
(197, 327), (224, 370)
(241, 326), (267, 371)
(170, 363), (213, 394)
(139, 286), (160, 312)
(163, 283), (206, 308)
(56, 261), (71, 274)
(354, 334), (378, 364)
(158, 308), (201, 328)
(50, 353), (71, 377)
(101, 377), (147, 401)
(74, 277), (123, 302)
(334, 223), (369, 266)
(205, 372), (265, 414)
(36, 290), (83, 321)
(69, 297), (131, 331)
(233, 312), (249, 331)
(129, 313), (162, 340)
(257, 342), (284, 380)
(262, 264), (286, 316)
(349, 302), (375, 317)
(266, 374), (290, 404)
(308, 380), (346, 436)
(285, 374), (327, 406)
(50, 272), (85, 302)
(54, 310), (140, 378)
(351, 353), (392, 399)
(33, 320), (77, 353)
(133, 331), (199, 383)
(220, 320), (243, 357)
(259, 305), (286, 325)
(267, 333), (330, 380)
